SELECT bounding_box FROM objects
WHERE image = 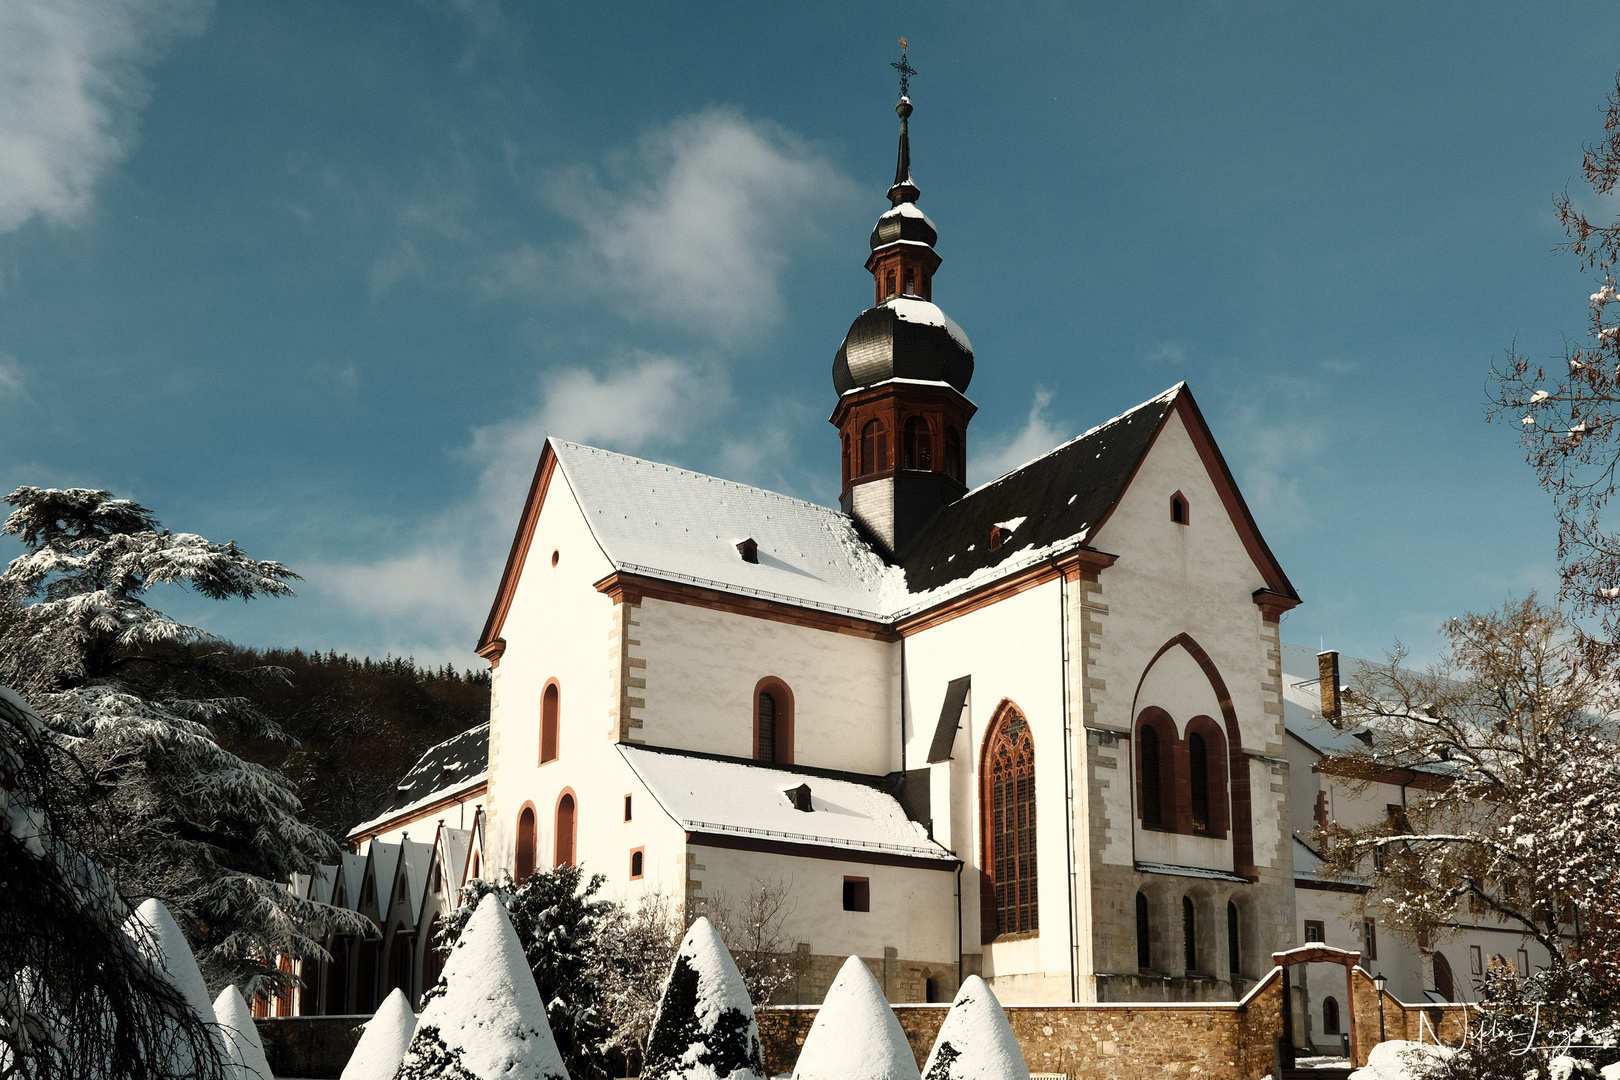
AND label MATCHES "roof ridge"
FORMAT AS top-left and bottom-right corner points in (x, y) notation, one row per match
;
(550, 438), (849, 520)
(413, 720), (489, 760)
(960, 382), (1184, 499)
